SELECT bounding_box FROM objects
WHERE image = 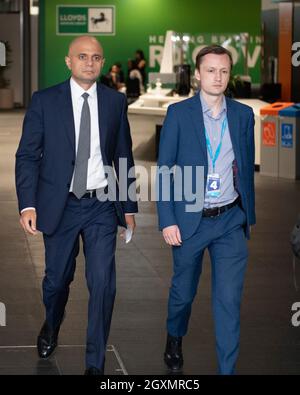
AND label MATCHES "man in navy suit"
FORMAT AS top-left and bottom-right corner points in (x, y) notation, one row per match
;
(157, 45), (255, 375)
(15, 36), (137, 375)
